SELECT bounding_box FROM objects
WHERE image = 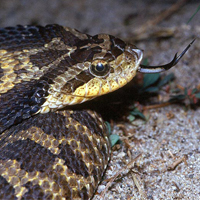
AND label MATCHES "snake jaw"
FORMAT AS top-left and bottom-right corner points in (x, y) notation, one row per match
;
(110, 45), (143, 88)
